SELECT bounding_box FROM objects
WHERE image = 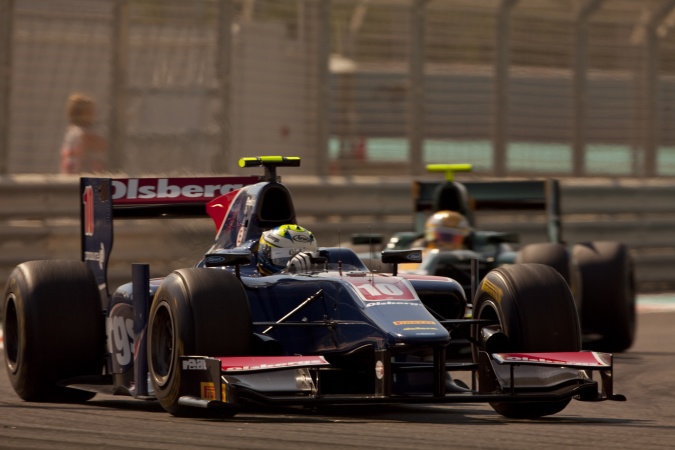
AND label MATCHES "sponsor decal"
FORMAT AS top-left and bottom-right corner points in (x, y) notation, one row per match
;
(504, 355), (566, 364)
(495, 352), (609, 367)
(201, 382), (216, 401)
(293, 235), (310, 242)
(84, 242), (106, 270)
(110, 177), (258, 204)
(219, 356), (329, 372)
(375, 360), (384, 380)
(205, 255), (226, 265)
(108, 303), (135, 373)
(482, 278), (503, 301)
(405, 252), (422, 262)
(207, 189), (241, 232)
(364, 301), (420, 308)
(403, 327), (439, 331)
(393, 320), (436, 325)
(183, 359), (208, 370)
